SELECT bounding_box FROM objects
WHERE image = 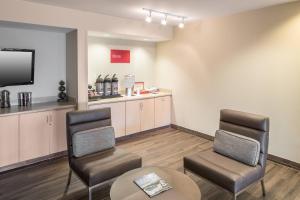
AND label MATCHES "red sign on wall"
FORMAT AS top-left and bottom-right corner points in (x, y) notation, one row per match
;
(111, 49), (130, 63)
